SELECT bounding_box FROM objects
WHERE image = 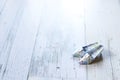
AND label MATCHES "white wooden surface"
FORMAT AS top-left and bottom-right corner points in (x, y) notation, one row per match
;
(0, 0), (120, 80)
